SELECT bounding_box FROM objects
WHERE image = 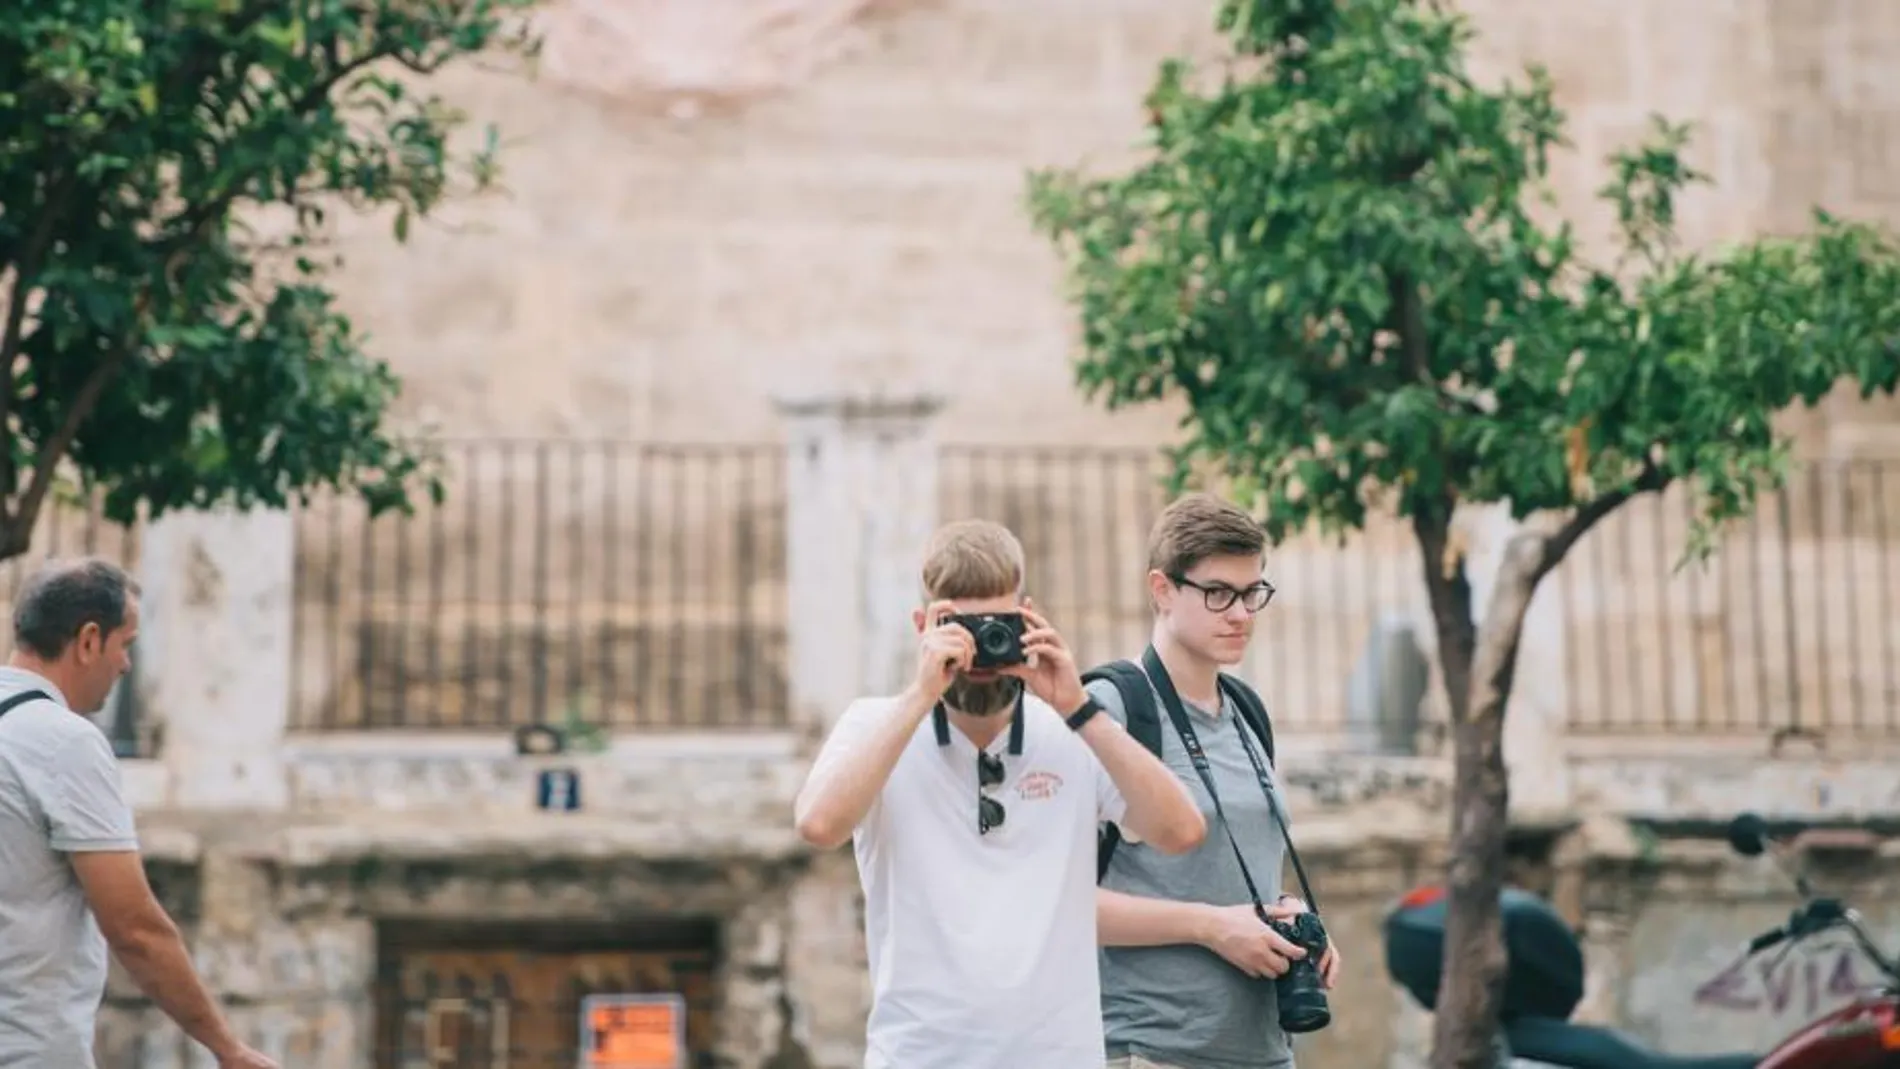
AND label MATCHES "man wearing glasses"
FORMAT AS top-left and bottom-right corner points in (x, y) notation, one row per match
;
(794, 519), (1206, 1069)
(1090, 493), (1341, 1069)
